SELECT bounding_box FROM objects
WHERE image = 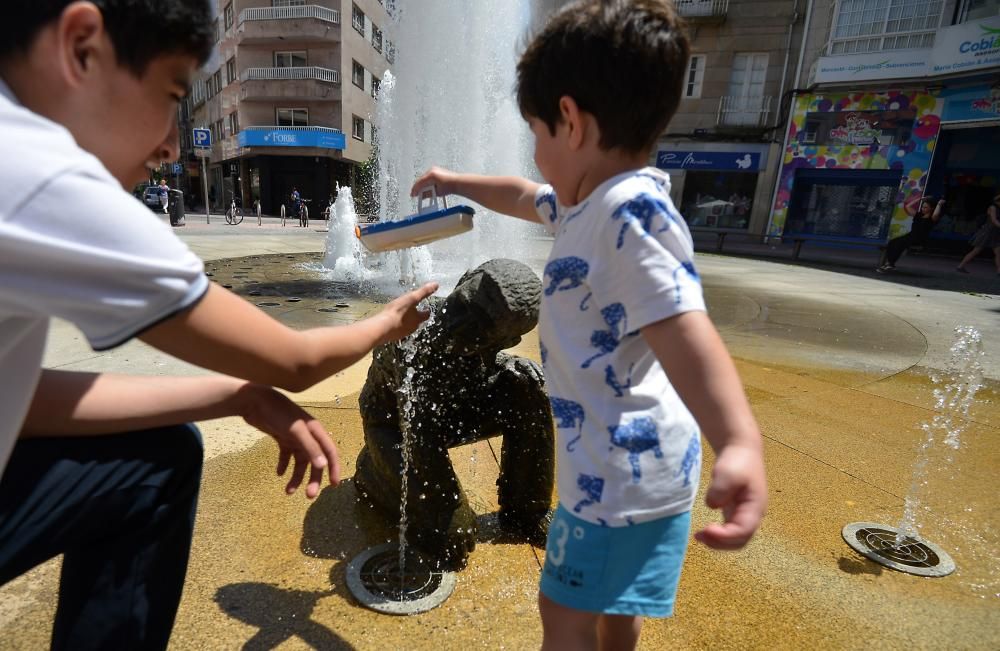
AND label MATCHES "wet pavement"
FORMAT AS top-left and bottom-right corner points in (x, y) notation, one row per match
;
(1, 218), (998, 650)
